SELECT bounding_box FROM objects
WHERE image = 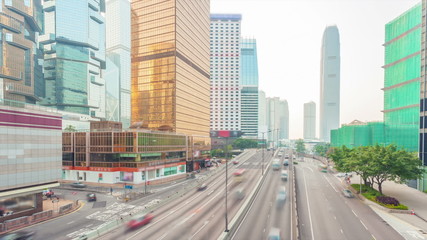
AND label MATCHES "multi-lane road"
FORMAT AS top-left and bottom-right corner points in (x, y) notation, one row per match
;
(17, 149), (408, 240)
